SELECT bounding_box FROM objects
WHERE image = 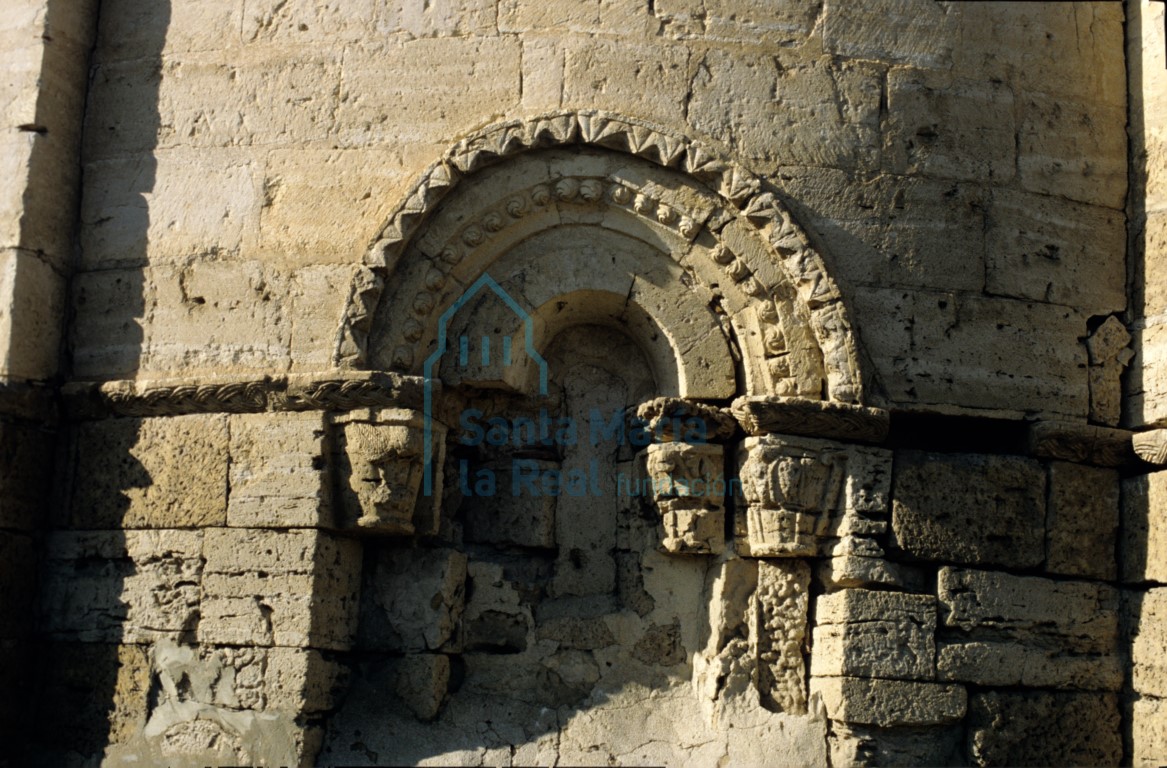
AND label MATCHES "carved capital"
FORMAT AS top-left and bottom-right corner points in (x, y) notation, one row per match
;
(736, 435), (892, 558)
(644, 442), (726, 555)
(332, 408), (444, 535)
